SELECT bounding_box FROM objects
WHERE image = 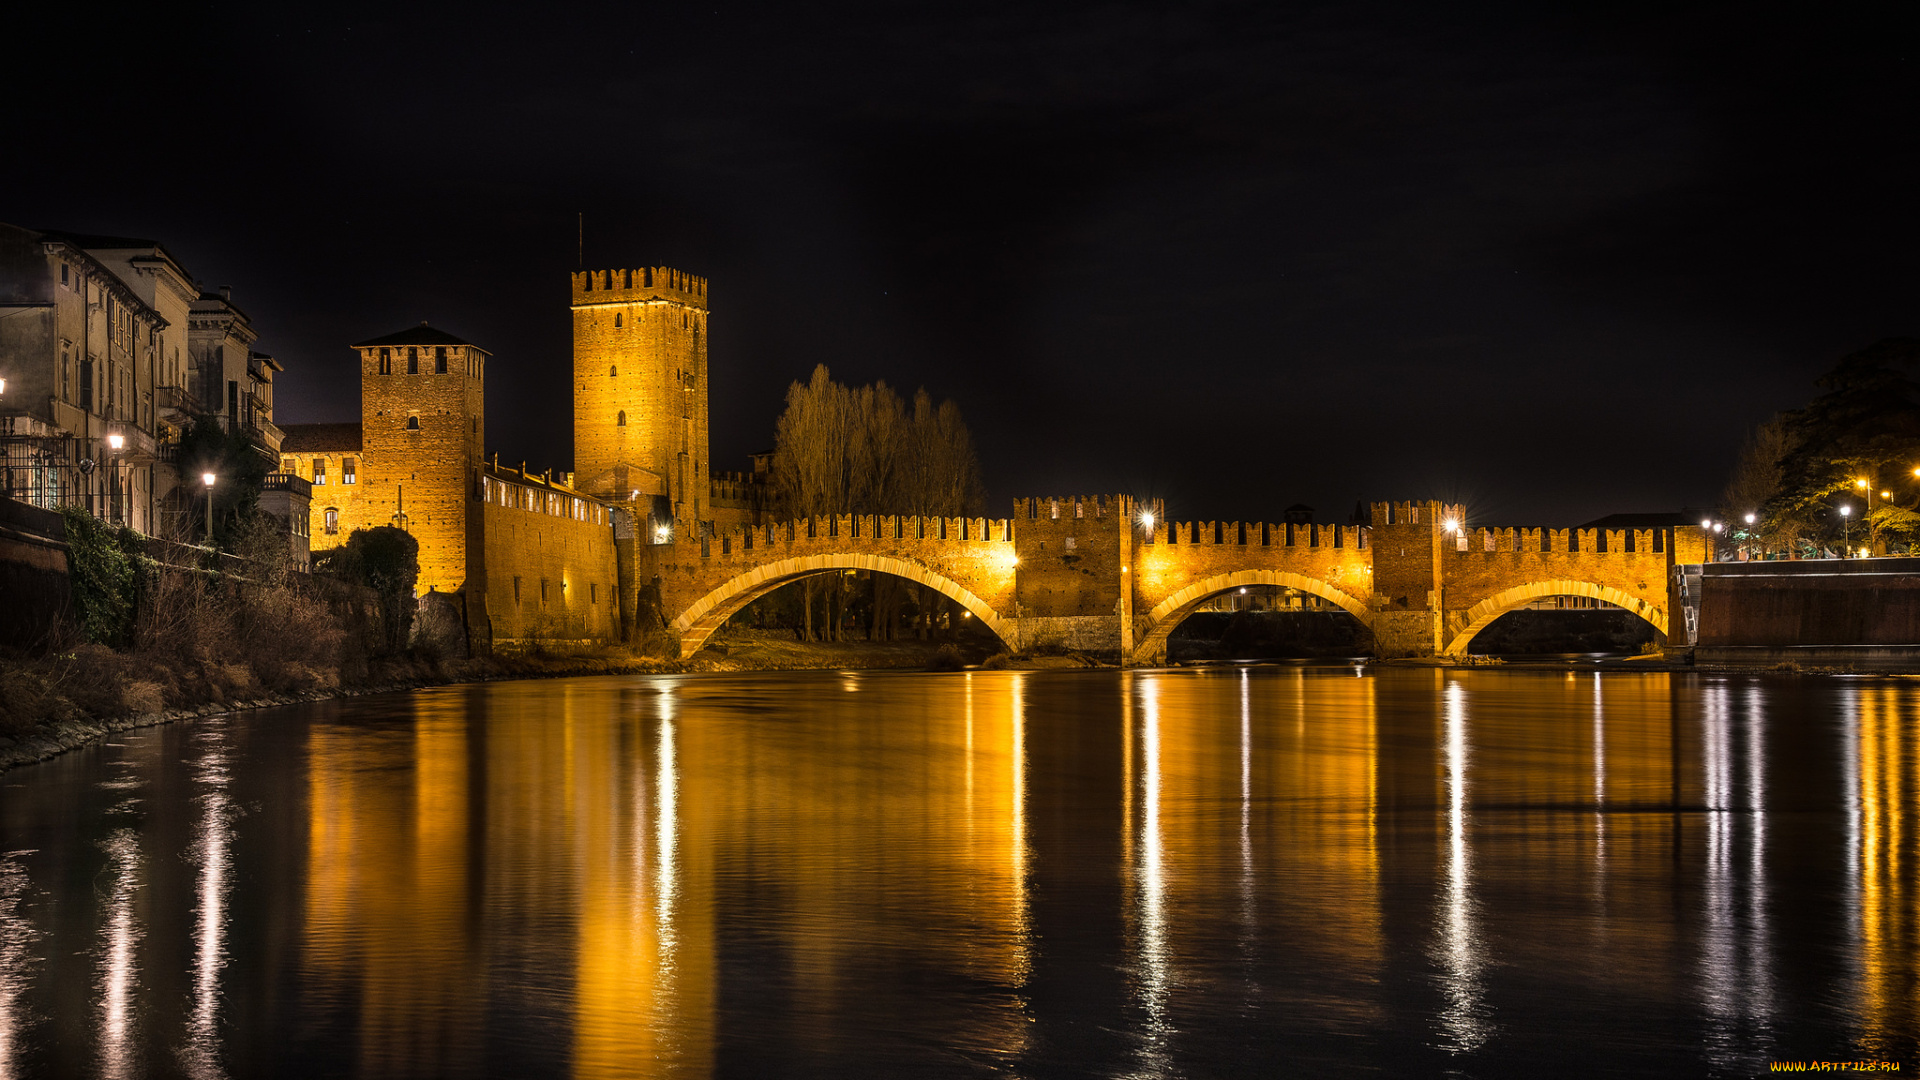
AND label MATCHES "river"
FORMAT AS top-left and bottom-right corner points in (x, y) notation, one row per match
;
(0, 667), (1914, 1077)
